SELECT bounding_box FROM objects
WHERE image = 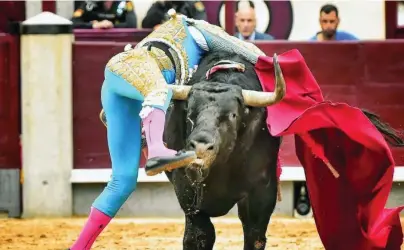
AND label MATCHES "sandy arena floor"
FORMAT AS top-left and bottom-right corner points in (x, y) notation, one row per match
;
(0, 216), (403, 250)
